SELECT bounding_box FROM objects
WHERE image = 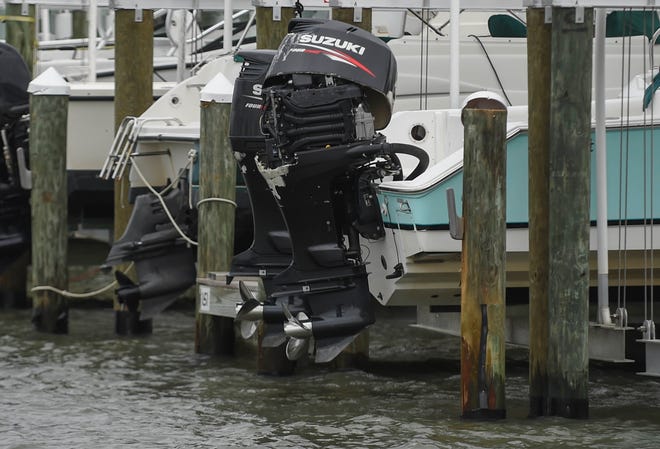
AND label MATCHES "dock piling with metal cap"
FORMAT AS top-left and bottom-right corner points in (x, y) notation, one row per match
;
(195, 73), (238, 356)
(29, 68), (70, 333)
